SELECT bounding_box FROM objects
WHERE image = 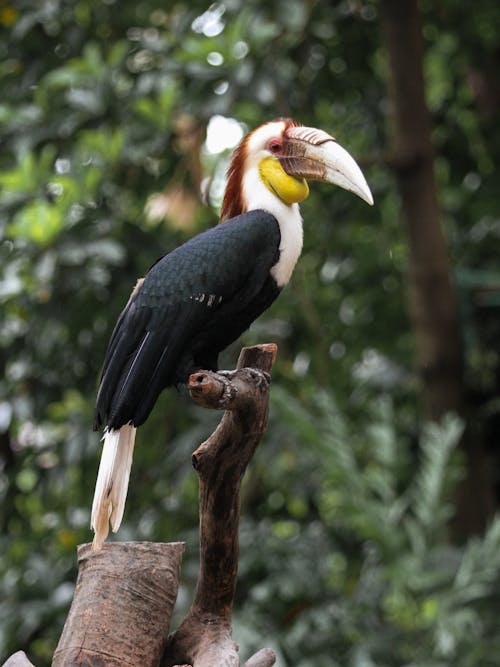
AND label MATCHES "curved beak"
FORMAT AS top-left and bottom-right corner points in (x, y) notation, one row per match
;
(280, 125), (374, 206)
